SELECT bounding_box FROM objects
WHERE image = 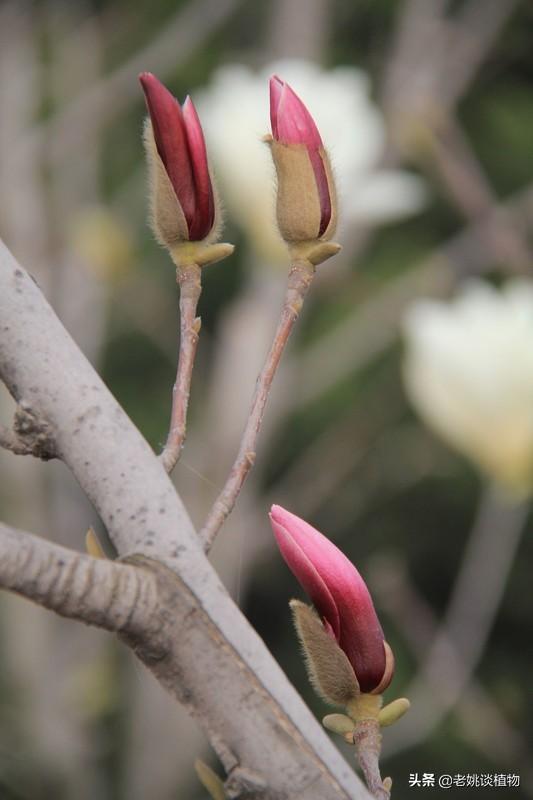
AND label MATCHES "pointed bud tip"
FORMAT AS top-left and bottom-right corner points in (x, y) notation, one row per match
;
(138, 71), (157, 92)
(182, 94), (200, 124)
(270, 503), (289, 528)
(269, 75), (284, 98)
(273, 79), (323, 149)
(138, 71), (177, 108)
(271, 502), (297, 519)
